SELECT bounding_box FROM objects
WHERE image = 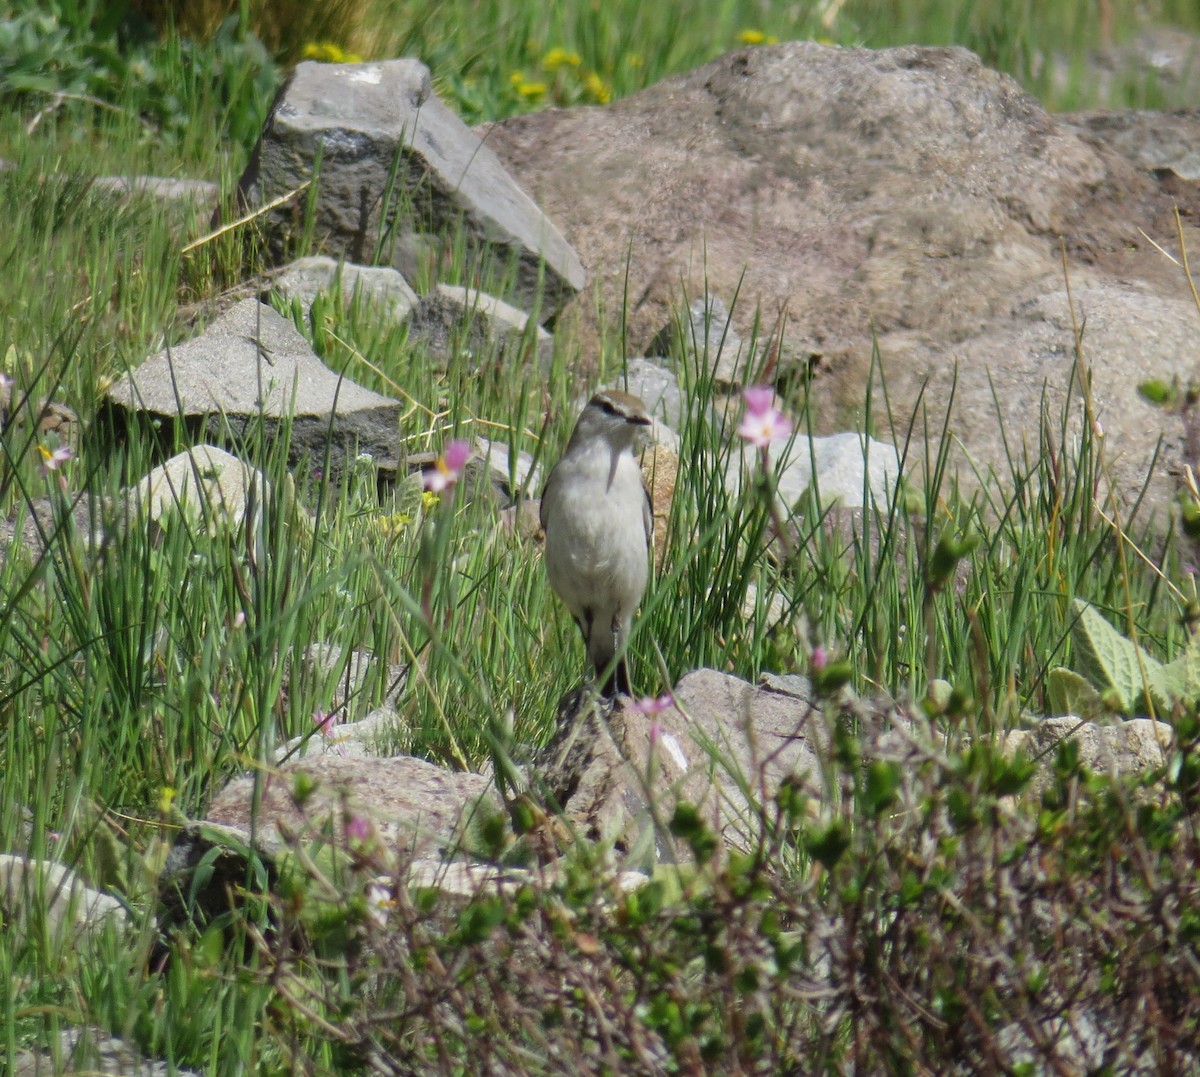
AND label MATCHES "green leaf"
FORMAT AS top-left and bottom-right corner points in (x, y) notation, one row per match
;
(805, 821), (849, 869)
(863, 760), (900, 816)
(1046, 667), (1111, 720)
(1069, 599), (1164, 714)
(1137, 379), (1176, 406)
